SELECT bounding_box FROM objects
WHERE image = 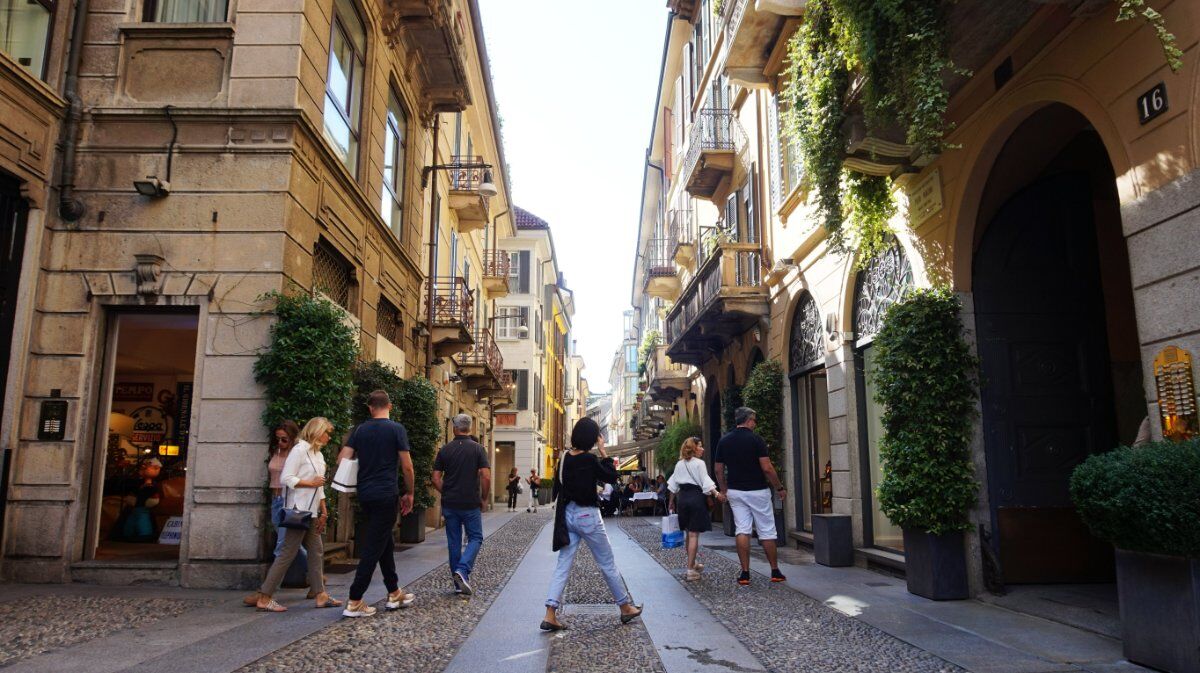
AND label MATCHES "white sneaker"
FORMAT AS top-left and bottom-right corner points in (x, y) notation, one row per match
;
(342, 601), (377, 618)
(453, 571), (473, 596)
(386, 589), (415, 610)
